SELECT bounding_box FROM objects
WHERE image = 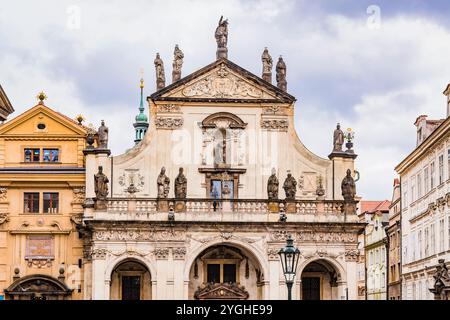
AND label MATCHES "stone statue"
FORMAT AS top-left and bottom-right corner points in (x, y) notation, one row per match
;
(172, 45), (184, 83)
(94, 166), (109, 201)
(283, 171), (297, 200)
(174, 167), (187, 199)
(267, 168), (279, 200)
(341, 169), (356, 202)
(154, 53), (166, 90)
(276, 56), (287, 91)
(261, 47), (273, 83)
(215, 16), (229, 59)
(97, 120), (109, 149)
(333, 123), (345, 152)
(157, 167), (170, 198)
(433, 259), (450, 294)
